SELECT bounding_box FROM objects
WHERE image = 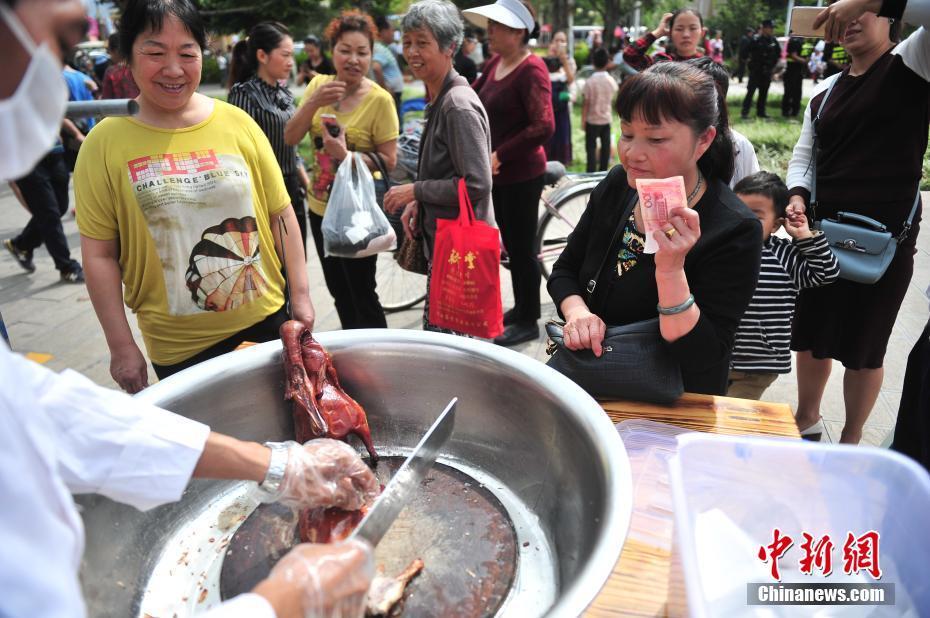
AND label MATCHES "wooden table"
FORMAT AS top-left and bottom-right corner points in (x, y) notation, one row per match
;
(585, 393), (801, 617)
